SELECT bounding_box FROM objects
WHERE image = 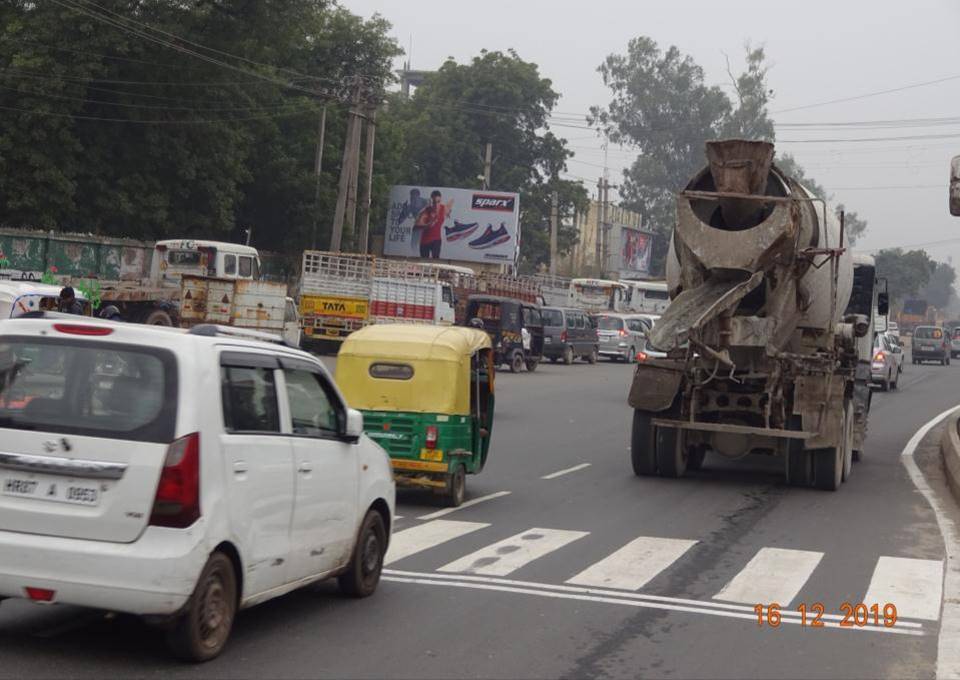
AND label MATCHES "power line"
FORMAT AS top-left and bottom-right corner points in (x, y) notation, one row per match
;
(780, 132), (960, 144)
(0, 102), (315, 124)
(773, 73), (960, 115)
